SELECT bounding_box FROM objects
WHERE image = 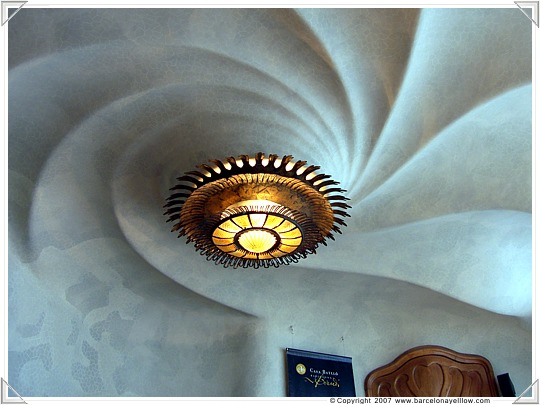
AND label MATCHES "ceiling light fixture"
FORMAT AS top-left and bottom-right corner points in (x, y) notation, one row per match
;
(164, 153), (350, 268)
